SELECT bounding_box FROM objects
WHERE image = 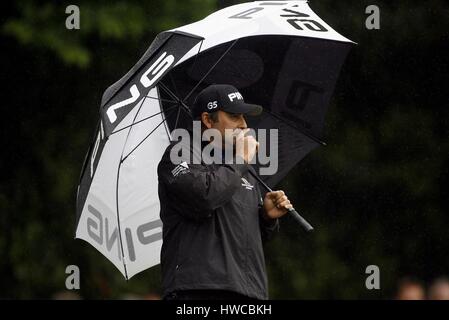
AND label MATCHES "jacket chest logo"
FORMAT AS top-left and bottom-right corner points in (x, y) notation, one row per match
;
(241, 177), (254, 190)
(171, 161), (190, 178)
